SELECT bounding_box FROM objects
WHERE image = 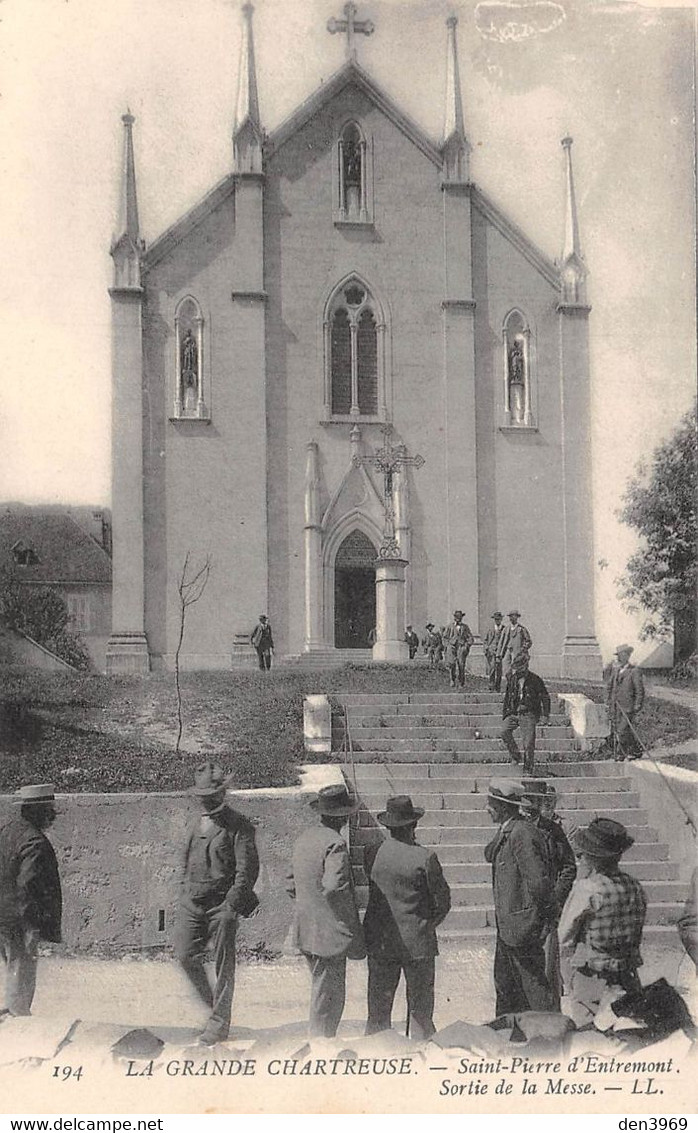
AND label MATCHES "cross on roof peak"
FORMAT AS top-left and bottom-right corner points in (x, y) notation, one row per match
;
(327, 2), (375, 61)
